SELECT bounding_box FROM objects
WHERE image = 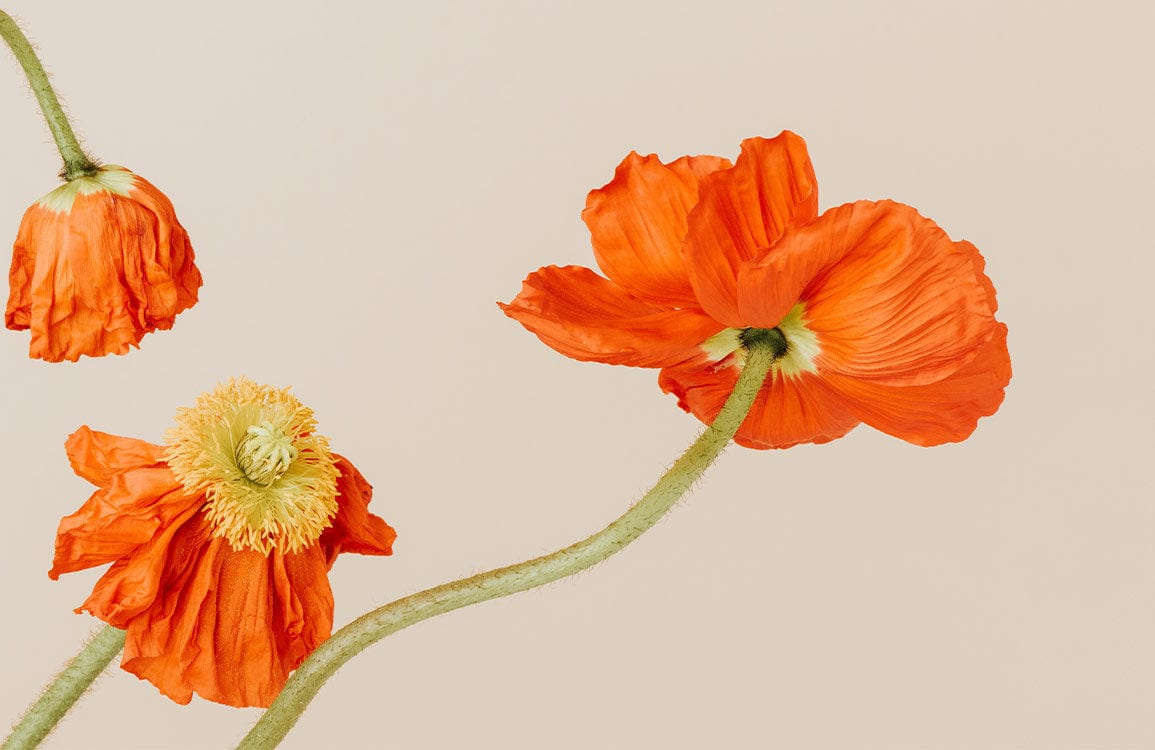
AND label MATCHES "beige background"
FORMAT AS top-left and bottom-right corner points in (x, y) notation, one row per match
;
(1, 1), (1152, 748)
